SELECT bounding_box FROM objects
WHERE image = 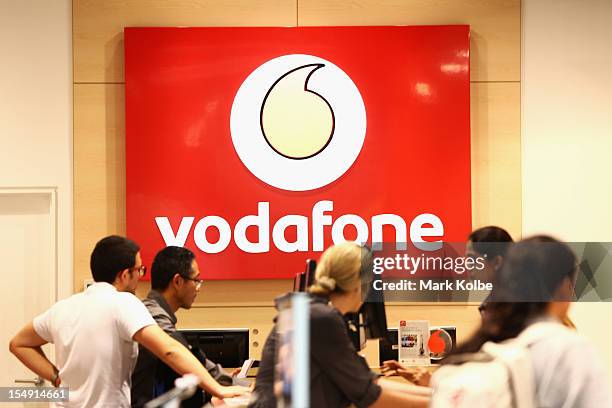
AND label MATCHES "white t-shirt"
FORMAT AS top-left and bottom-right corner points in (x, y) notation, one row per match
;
(33, 282), (155, 407)
(529, 322), (612, 408)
